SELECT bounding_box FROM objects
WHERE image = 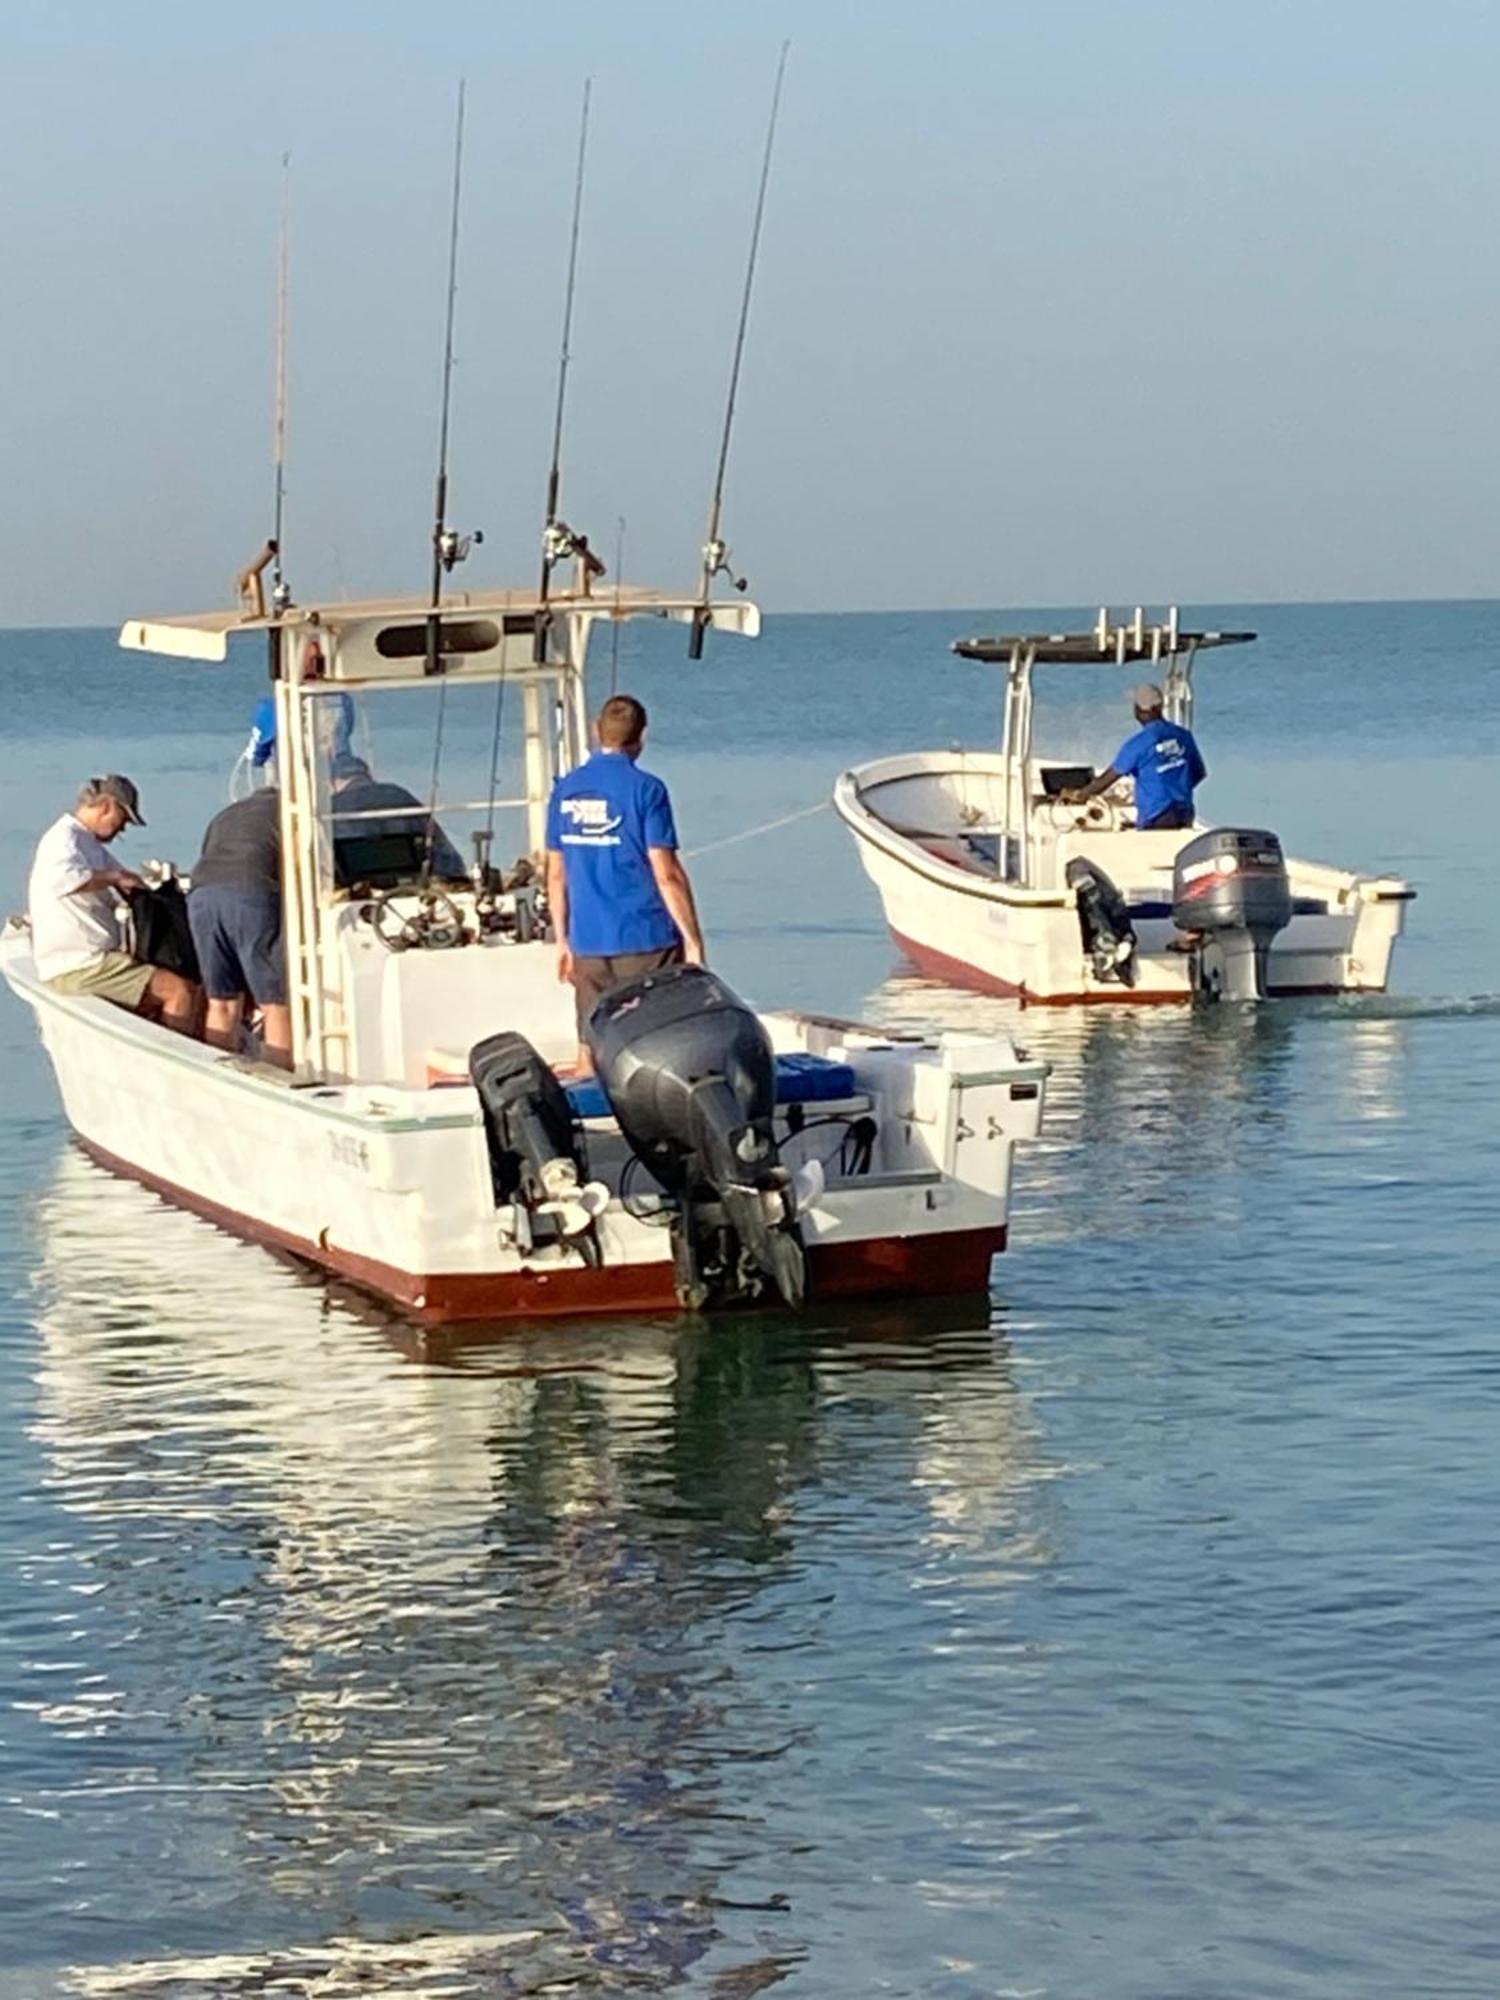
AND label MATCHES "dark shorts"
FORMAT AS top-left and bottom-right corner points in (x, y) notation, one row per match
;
(1140, 802), (1194, 831)
(572, 943), (683, 1034)
(188, 886), (287, 1005)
